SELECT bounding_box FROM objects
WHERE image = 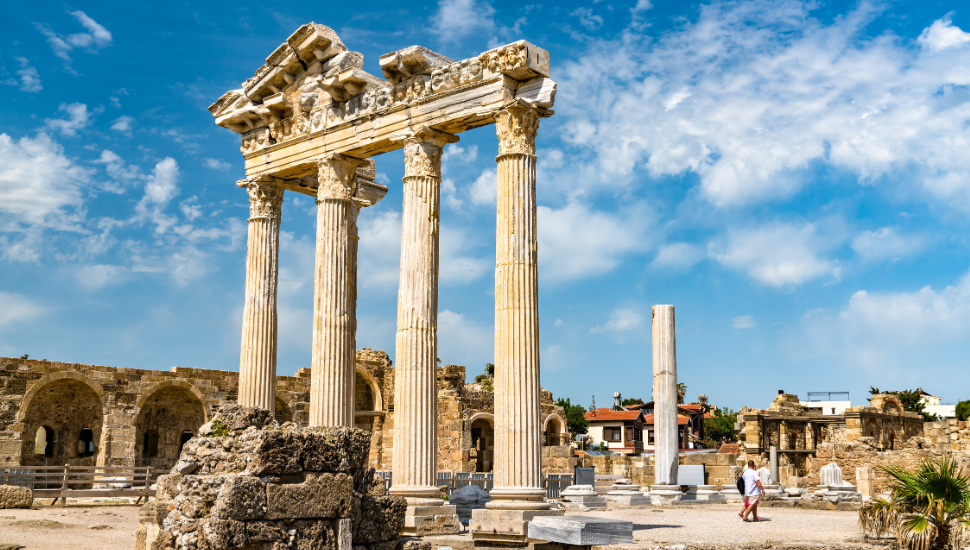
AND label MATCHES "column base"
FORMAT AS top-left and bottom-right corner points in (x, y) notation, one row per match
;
(470, 508), (564, 544)
(647, 485), (683, 506)
(400, 503), (461, 536)
(485, 487), (551, 510)
(682, 485), (726, 503)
